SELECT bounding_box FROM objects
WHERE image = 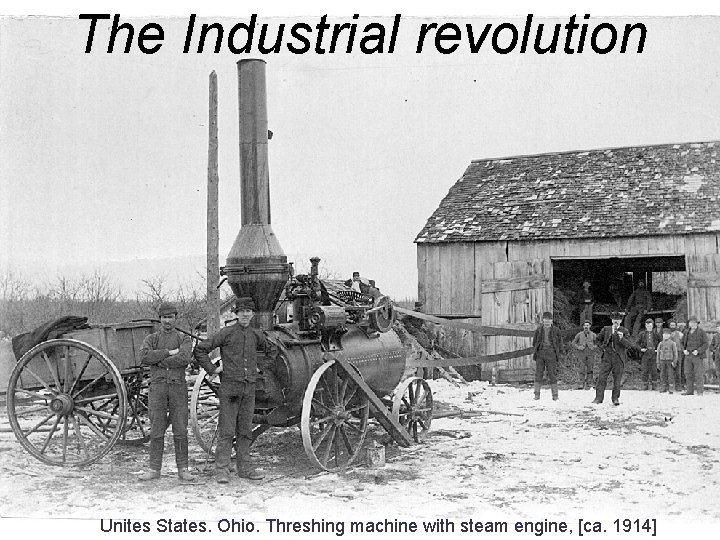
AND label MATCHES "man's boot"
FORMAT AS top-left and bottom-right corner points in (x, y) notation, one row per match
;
(139, 437), (163, 481)
(237, 464), (265, 481)
(551, 384), (559, 401)
(174, 437), (195, 482)
(533, 382), (541, 400)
